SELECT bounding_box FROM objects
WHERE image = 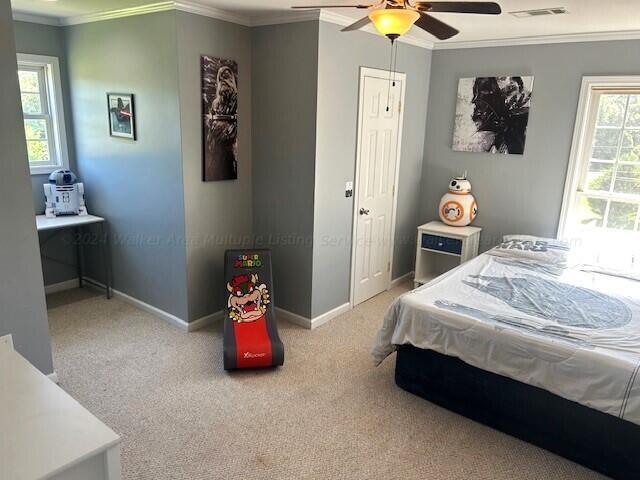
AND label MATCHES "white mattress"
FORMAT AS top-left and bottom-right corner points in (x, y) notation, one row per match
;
(372, 253), (640, 426)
